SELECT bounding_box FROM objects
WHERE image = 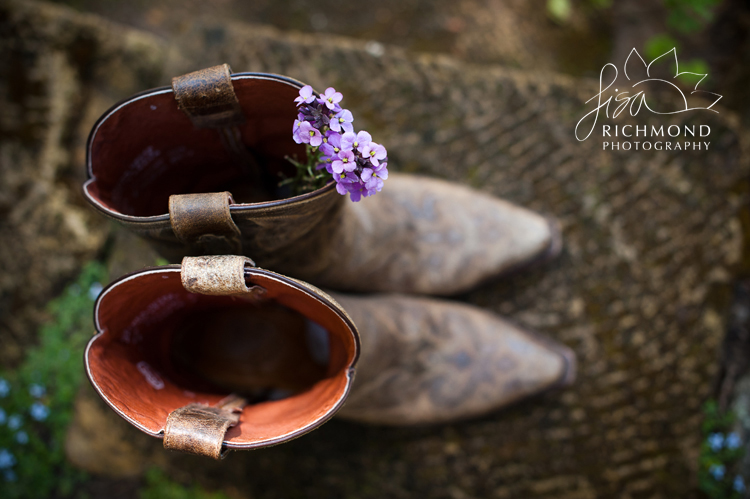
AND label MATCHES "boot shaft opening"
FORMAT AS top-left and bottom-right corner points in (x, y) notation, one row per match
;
(84, 75), (309, 218)
(85, 266), (358, 449)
